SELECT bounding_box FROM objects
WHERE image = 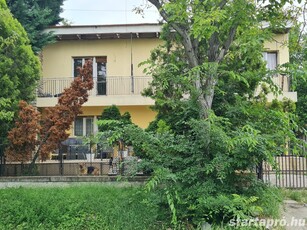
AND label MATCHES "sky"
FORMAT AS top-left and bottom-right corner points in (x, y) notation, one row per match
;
(60, 0), (160, 25)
